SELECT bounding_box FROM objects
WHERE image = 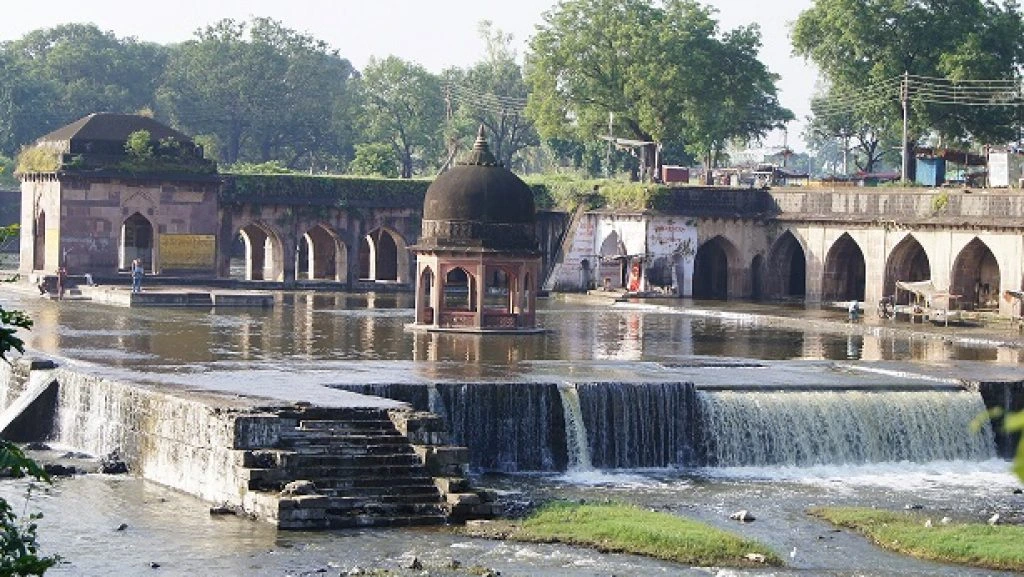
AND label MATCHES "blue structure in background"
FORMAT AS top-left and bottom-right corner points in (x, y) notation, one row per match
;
(916, 157), (946, 186)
